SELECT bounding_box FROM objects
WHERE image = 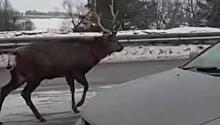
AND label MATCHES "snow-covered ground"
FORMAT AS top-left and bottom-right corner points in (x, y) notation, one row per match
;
(28, 17), (220, 34)
(0, 83), (117, 123)
(1, 88), (97, 122)
(31, 18), (65, 32)
(0, 44), (209, 68)
(102, 44), (209, 63)
(0, 26), (219, 68)
(119, 26), (220, 35)
(1, 26), (220, 38)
